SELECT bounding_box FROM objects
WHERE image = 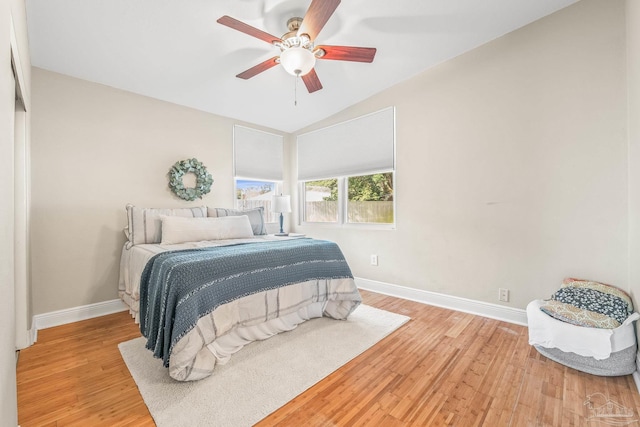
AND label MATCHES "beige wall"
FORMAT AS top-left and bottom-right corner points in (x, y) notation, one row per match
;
(30, 68), (286, 315)
(293, 0), (629, 309)
(627, 0), (640, 345)
(1, 0), (30, 423)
